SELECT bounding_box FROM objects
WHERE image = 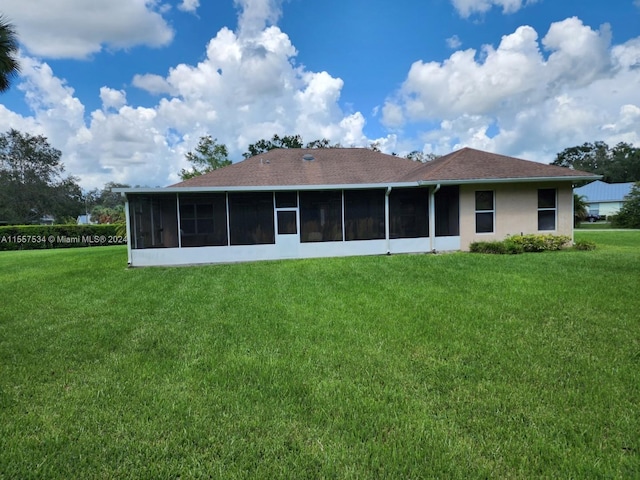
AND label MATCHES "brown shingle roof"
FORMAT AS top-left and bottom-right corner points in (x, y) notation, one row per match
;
(170, 147), (599, 188)
(402, 147), (597, 182)
(171, 148), (423, 187)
